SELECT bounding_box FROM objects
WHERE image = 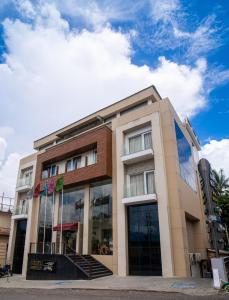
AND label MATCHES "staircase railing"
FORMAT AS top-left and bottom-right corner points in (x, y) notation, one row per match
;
(64, 245), (92, 278)
(29, 242), (92, 278)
